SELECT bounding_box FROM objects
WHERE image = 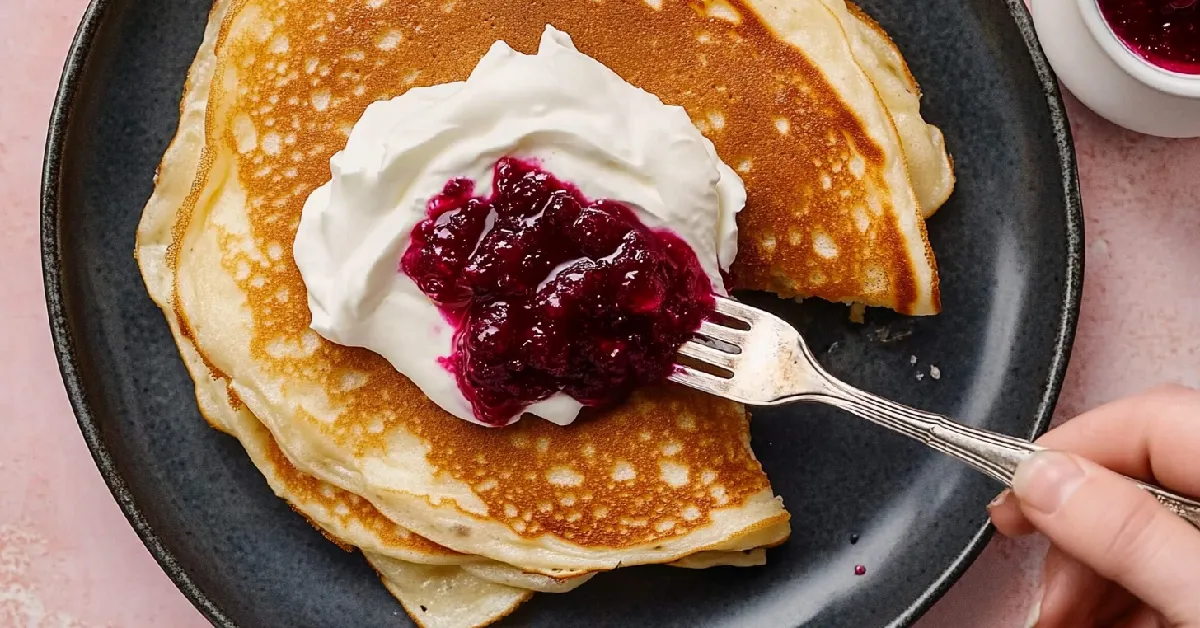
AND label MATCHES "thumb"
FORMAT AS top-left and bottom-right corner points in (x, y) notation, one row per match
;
(1012, 451), (1200, 624)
